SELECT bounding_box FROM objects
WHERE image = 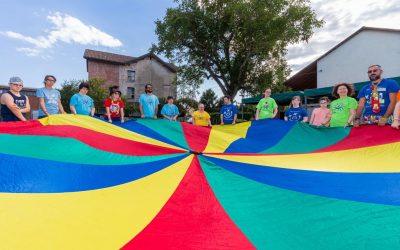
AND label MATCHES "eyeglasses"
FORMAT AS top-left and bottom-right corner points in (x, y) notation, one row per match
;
(11, 83), (23, 87)
(367, 69), (379, 74)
